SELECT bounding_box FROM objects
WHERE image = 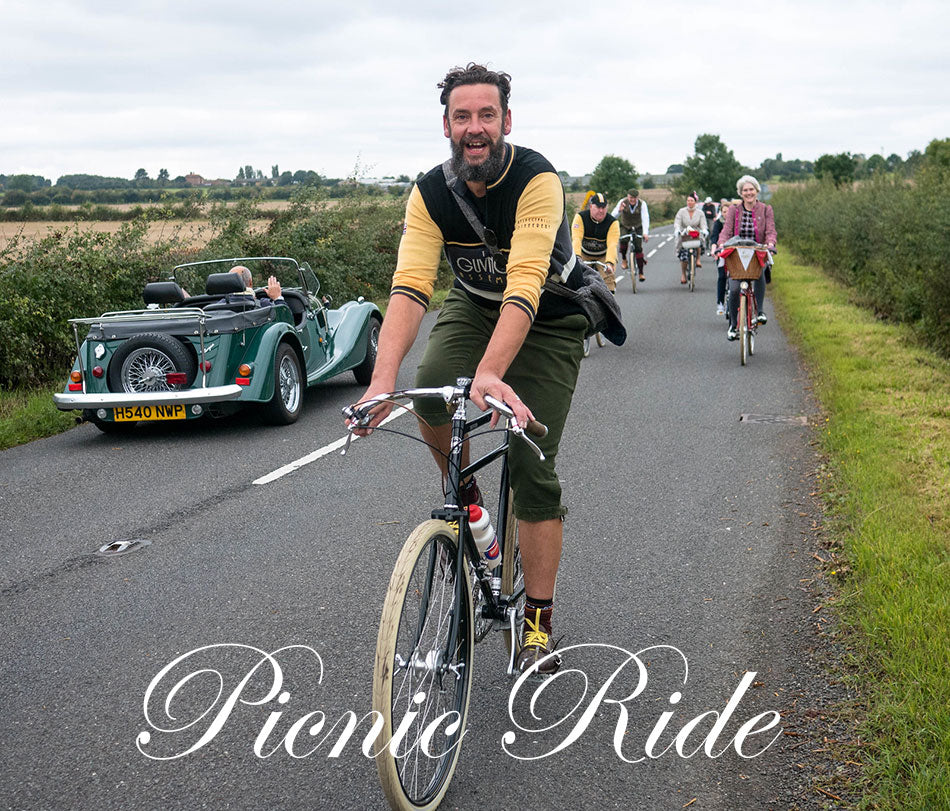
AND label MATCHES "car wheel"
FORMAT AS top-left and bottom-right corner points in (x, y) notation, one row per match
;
(352, 316), (381, 385)
(107, 332), (196, 394)
(262, 343), (303, 425)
